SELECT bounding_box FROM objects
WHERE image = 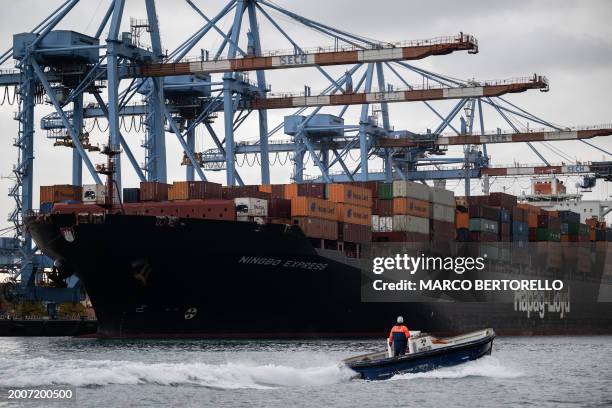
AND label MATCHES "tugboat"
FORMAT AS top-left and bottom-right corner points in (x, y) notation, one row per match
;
(344, 328), (495, 380)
